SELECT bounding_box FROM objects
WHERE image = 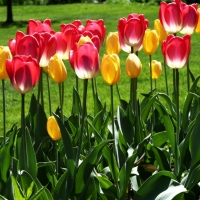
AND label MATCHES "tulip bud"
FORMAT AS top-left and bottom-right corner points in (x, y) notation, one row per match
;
(143, 29), (159, 55)
(47, 116), (61, 141)
(48, 54), (67, 83)
(154, 19), (168, 44)
(0, 46), (12, 80)
(126, 53), (142, 78)
(101, 54), (120, 85)
(150, 60), (162, 79)
(106, 32), (121, 55)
